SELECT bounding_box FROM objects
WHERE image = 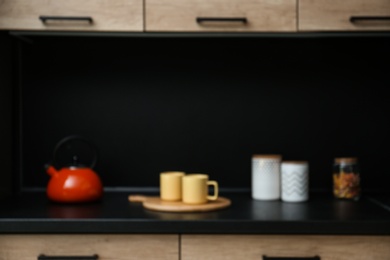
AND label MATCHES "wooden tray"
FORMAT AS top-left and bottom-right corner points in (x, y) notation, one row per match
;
(128, 195), (231, 212)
